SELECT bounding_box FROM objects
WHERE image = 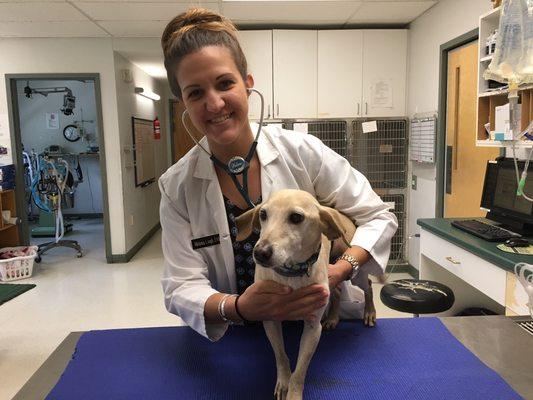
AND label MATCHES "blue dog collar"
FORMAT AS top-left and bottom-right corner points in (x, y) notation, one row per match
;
(273, 248), (321, 277)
